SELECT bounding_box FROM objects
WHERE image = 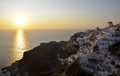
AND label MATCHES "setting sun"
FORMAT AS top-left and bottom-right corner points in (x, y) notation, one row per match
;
(15, 16), (26, 26)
